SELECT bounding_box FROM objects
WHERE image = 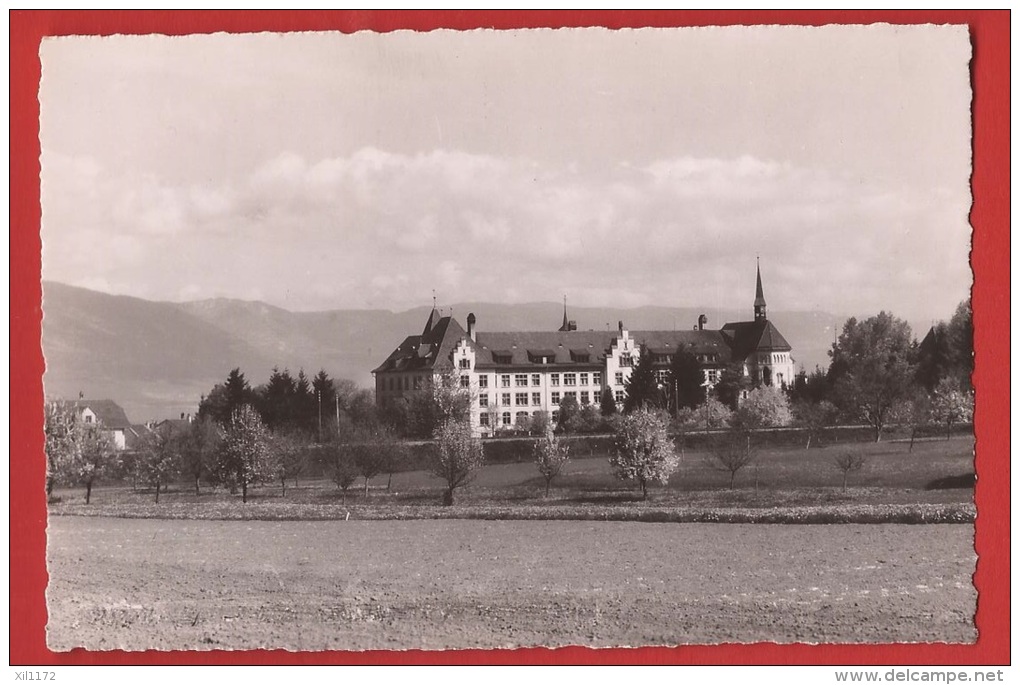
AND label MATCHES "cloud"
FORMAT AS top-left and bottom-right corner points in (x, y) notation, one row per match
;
(40, 147), (971, 322)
